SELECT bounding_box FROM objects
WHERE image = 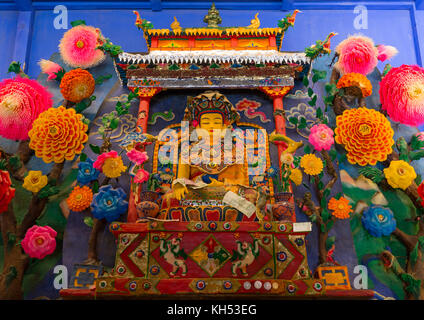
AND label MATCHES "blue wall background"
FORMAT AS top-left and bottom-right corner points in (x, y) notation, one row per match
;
(1, 0), (424, 80)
